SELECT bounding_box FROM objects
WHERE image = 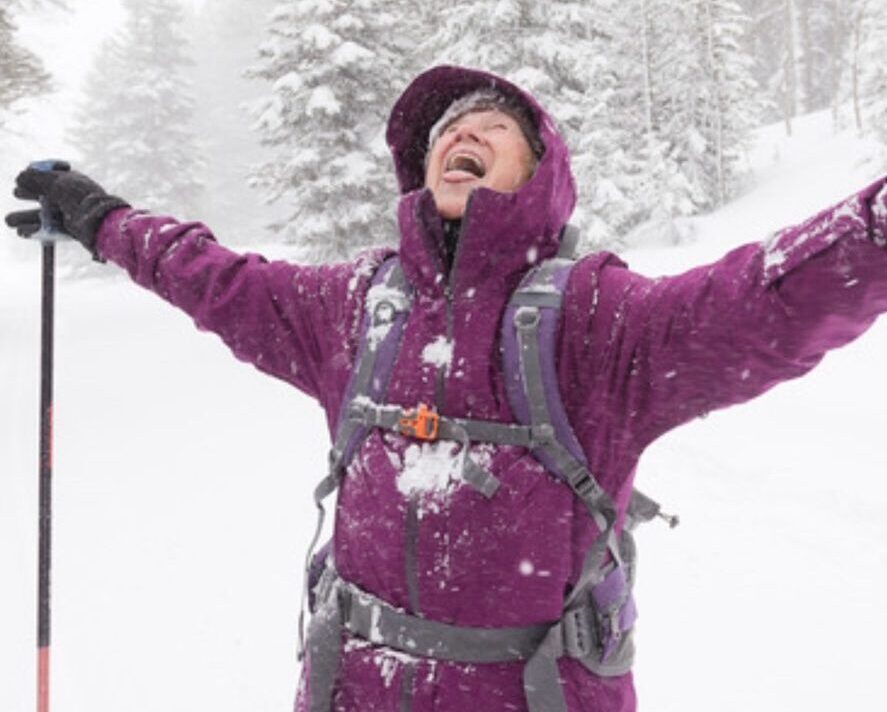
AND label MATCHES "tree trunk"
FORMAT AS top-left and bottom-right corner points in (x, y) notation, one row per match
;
(640, 0), (655, 134)
(851, 2), (865, 134)
(703, 0), (725, 205)
(782, 0), (797, 136)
